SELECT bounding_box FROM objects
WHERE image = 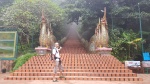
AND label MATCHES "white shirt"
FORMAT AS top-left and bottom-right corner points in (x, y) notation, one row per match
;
(52, 47), (60, 59)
